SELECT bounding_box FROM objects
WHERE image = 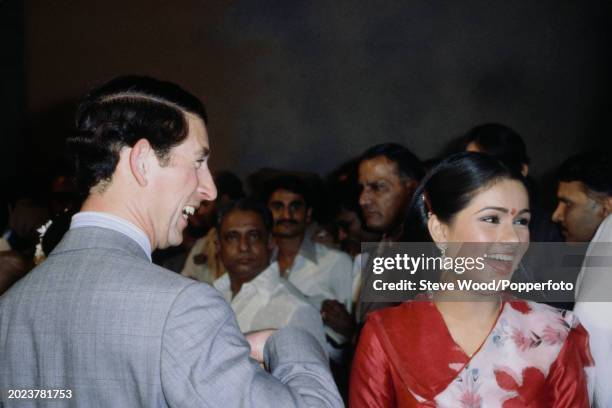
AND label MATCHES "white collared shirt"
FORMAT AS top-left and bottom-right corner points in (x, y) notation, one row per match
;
(213, 263), (326, 349)
(272, 236), (353, 346)
(574, 214), (612, 408)
(0, 237), (10, 252)
(273, 236), (353, 309)
(181, 235), (210, 281)
(70, 212), (152, 261)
